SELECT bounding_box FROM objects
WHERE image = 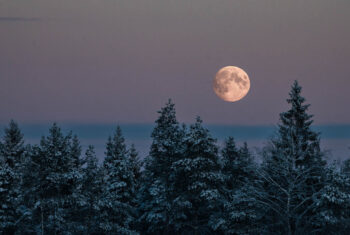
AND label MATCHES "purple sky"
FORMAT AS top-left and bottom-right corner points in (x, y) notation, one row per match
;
(1, 0), (349, 125)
